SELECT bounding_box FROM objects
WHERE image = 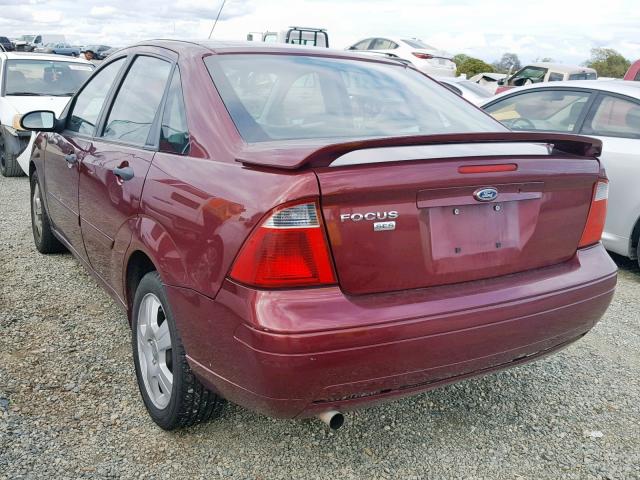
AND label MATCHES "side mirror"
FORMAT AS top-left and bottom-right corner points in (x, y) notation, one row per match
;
(497, 78), (505, 86)
(20, 110), (57, 131)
